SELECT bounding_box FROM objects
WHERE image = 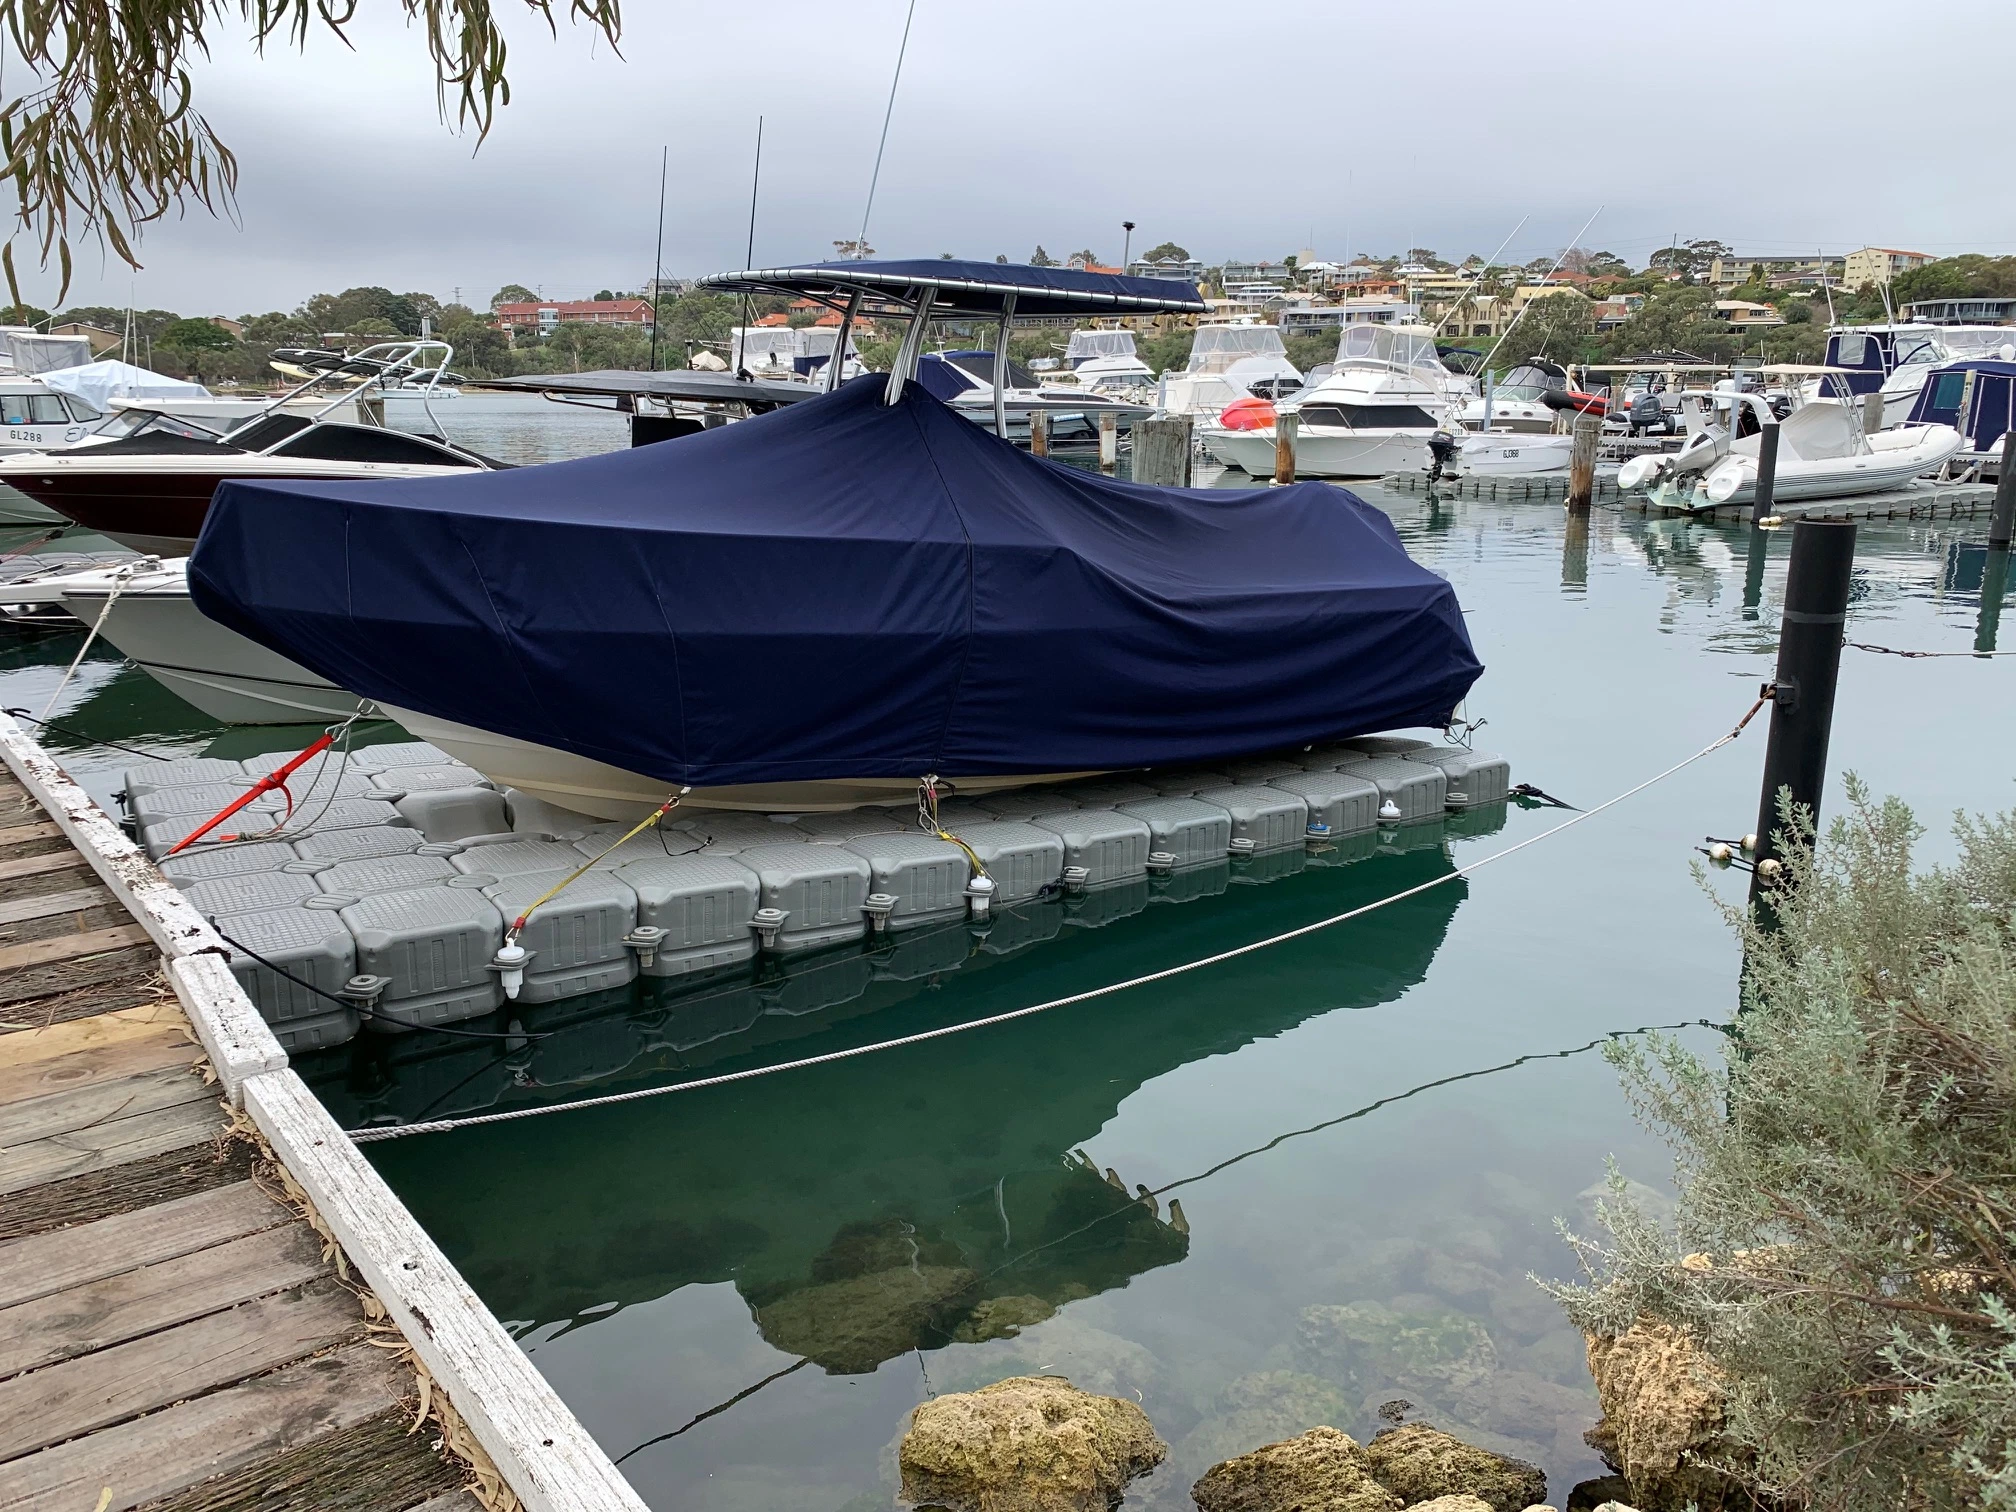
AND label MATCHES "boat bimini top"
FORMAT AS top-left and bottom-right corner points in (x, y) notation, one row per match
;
(697, 259), (1207, 438)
